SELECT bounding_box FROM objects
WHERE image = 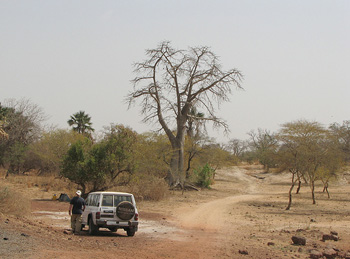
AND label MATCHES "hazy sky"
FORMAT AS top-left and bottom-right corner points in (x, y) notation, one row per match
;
(1, 0), (349, 142)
